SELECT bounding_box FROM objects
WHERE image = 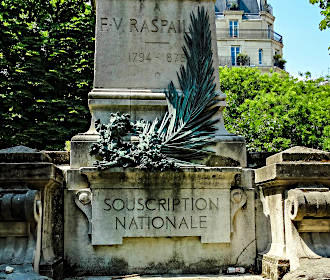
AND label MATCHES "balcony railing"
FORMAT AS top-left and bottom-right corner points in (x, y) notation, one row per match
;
(217, 29), (283, 44)
(219, 56), (250, 67)
(218, 56), (281, 68)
